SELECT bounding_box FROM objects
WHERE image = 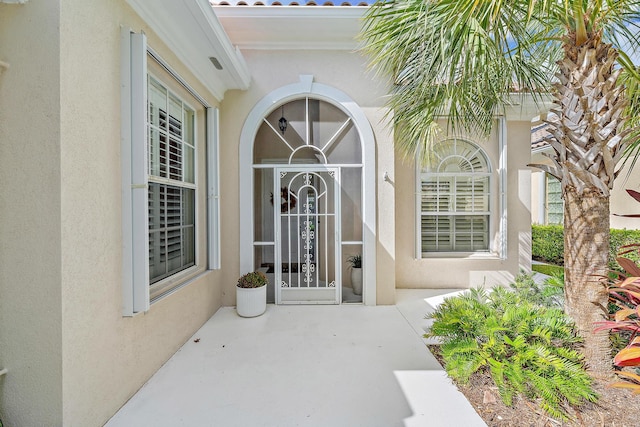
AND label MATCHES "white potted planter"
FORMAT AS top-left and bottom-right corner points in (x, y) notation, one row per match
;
(347, 255), (363, 296)
(236, 271), (268, 317)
